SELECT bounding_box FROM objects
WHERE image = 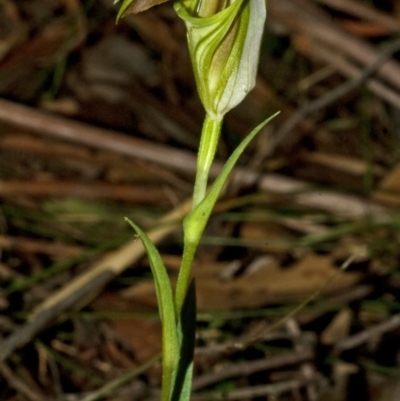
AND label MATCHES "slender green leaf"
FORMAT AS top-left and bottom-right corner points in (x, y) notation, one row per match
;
(172, 280), (197, 401)
(175, 112), (280, 314)
(116, 0), (134, 21)
(125, 218), (179, 401)
(184, 112), (280, 245)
